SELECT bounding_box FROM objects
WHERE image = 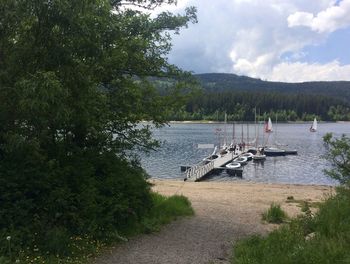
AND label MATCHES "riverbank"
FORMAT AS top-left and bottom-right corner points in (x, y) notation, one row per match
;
(95, 180), (333, 264)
